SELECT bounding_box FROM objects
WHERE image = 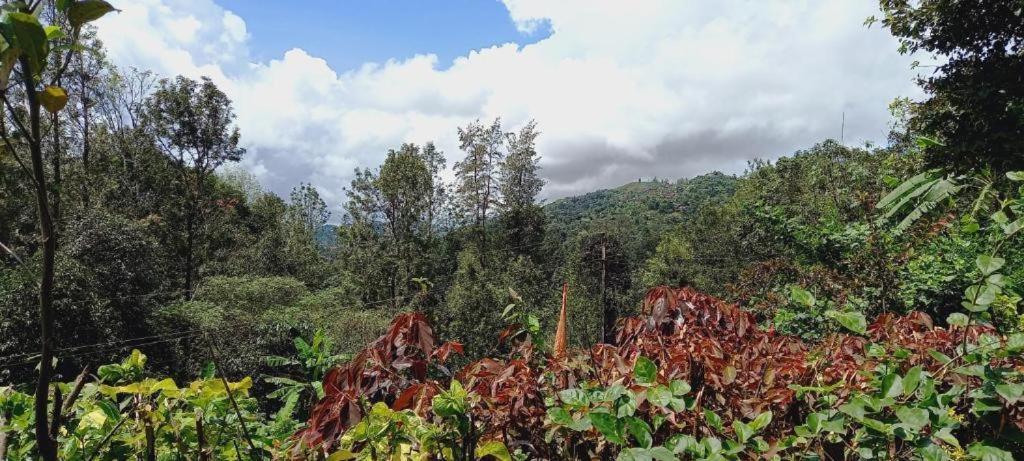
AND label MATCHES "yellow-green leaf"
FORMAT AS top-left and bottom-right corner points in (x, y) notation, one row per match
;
(40, 85), (68, 113)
